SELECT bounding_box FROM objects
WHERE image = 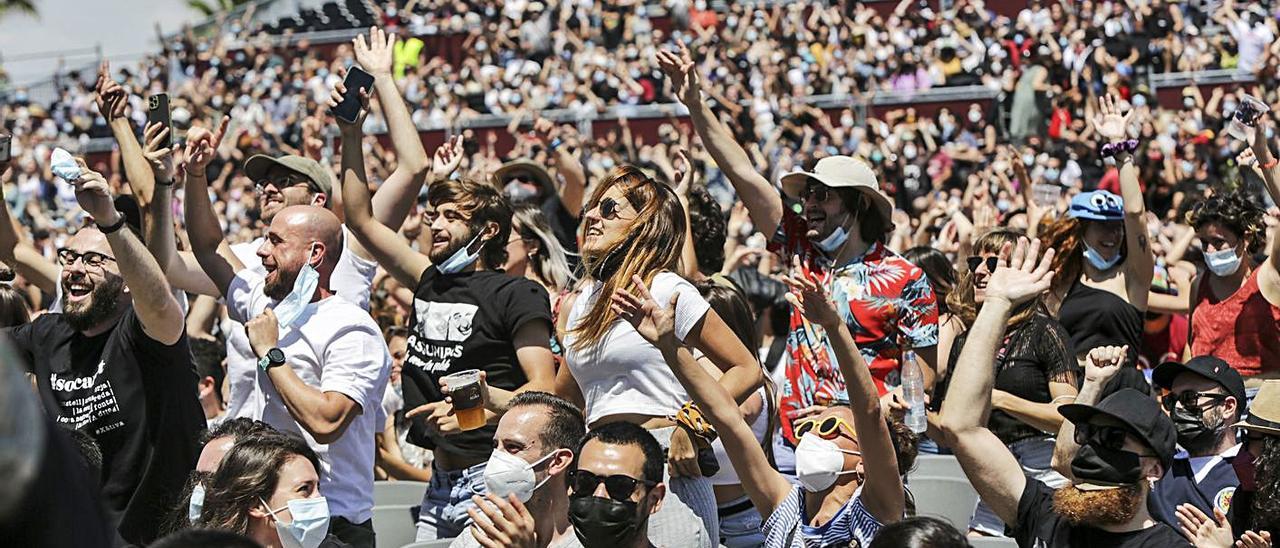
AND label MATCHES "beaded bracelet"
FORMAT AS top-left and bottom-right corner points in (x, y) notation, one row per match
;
(1100, 139), (1140, 158)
